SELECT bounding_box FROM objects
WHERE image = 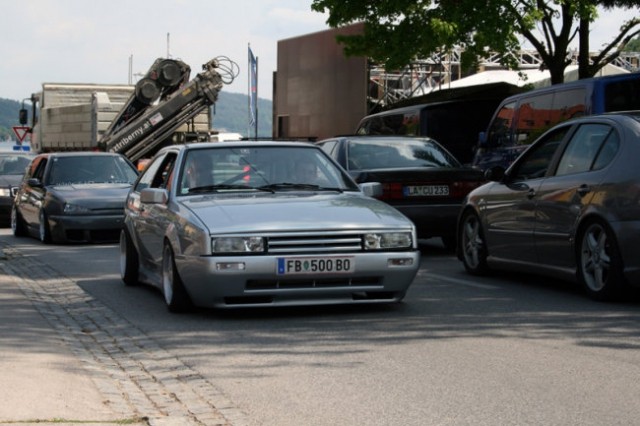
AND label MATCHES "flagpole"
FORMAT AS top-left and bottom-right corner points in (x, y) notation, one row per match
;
(247, 43), (250, 140)
(254, 55), (259, 140)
